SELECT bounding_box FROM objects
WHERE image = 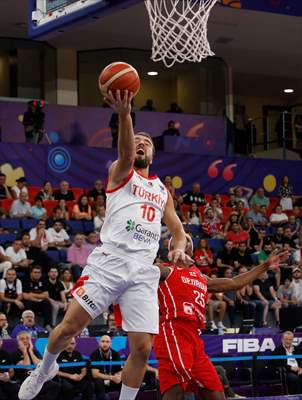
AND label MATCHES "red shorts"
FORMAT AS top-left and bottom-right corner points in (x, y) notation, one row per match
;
(154, 319), (223, 394)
